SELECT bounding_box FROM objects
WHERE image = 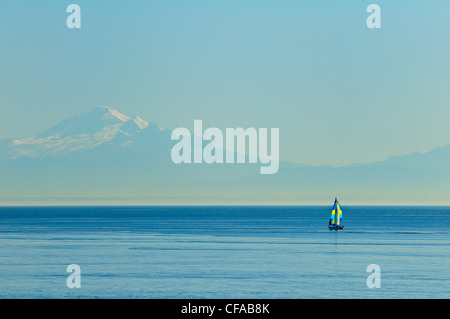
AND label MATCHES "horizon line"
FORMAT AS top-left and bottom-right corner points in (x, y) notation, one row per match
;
(2, 203), (450, 208)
